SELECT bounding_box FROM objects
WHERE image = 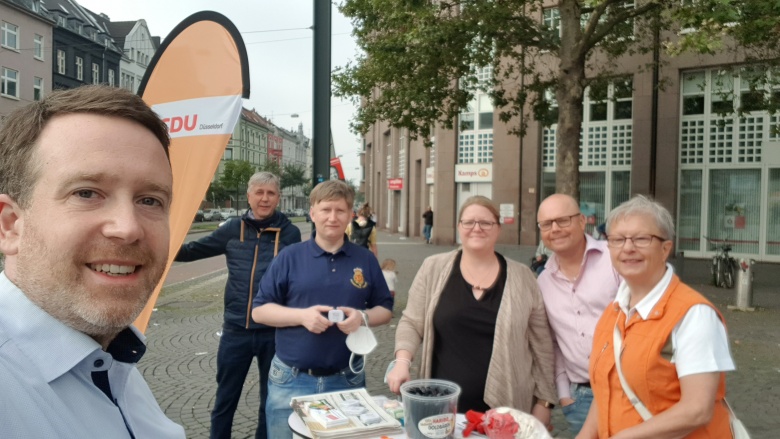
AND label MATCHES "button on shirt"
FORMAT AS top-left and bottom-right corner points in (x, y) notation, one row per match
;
(537, 235), (621, 400)
(0, 273), (185, 439)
